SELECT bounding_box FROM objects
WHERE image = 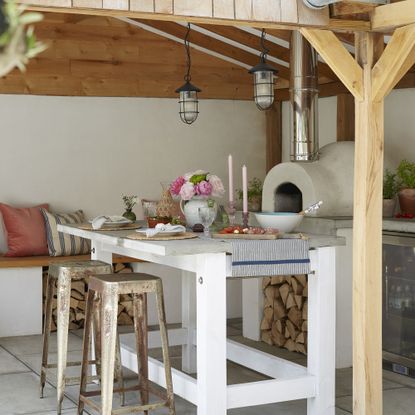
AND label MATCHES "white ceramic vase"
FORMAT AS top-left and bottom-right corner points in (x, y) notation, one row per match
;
(181, 197), (213, 227)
